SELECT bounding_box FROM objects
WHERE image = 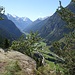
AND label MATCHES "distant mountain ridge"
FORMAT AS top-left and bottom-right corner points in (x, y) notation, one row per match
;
(23, 17), (49, 33)
(7, 14), (32, 32)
